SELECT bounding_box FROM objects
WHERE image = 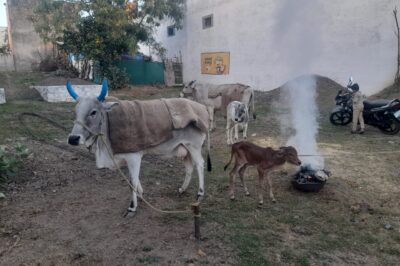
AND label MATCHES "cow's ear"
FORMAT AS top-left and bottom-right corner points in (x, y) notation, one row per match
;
(276, 147), (286, 158)
(103, 102), (119, 111)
